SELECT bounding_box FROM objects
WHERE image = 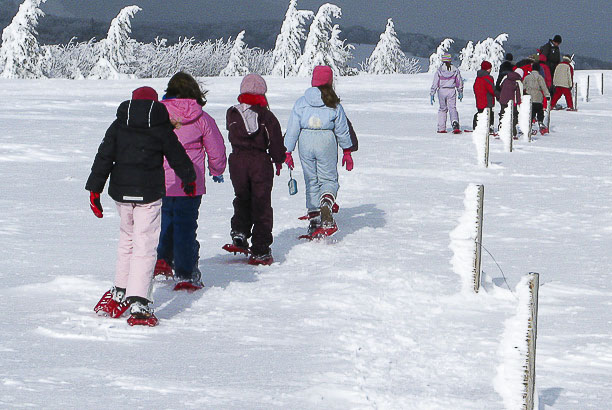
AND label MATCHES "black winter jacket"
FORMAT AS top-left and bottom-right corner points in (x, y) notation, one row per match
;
(85, 99), (196, 204)
(540, 40), (561, 74)
(495, 60), (514, 92)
